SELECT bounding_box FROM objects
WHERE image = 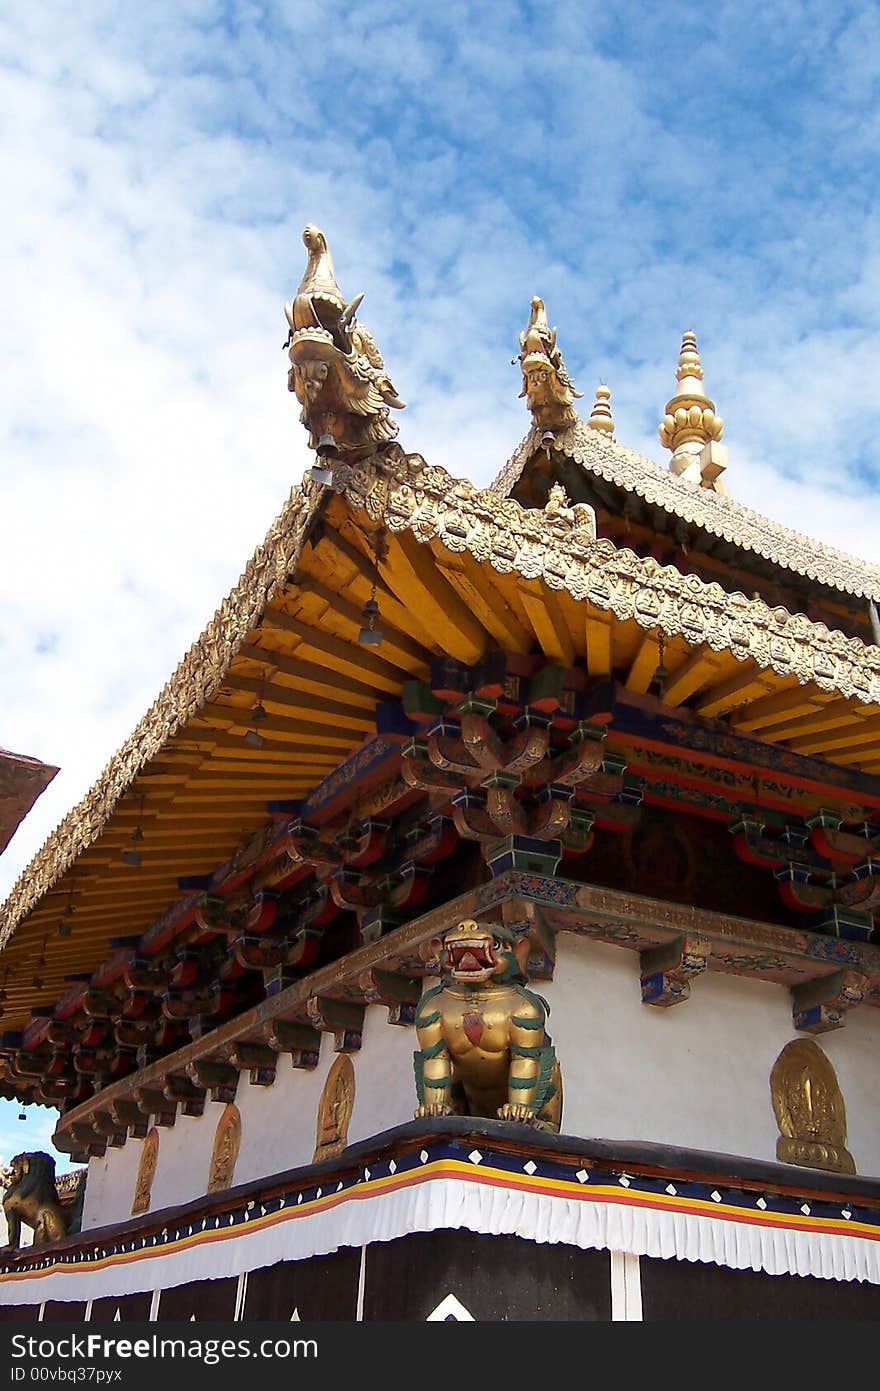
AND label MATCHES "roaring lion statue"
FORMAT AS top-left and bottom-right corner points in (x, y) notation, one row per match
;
(413, 920), (563, 1132)
(2, 1152), (68, 1251)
